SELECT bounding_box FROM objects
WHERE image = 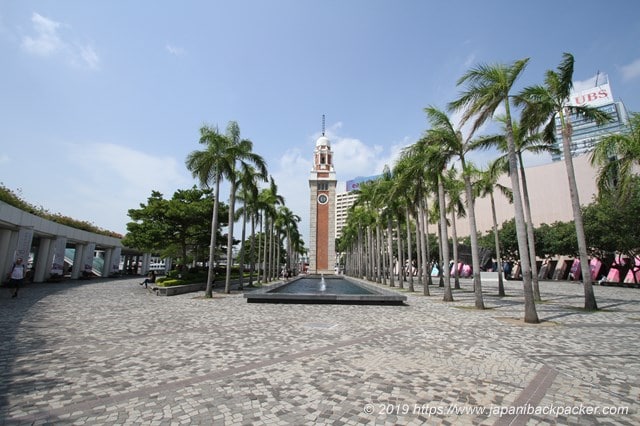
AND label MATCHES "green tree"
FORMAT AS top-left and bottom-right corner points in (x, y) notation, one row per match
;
(517, 53), (611, 311)
(449, 58), (538, 322)
(583, 177), (640, 268)
(123, 187), (219, 264)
